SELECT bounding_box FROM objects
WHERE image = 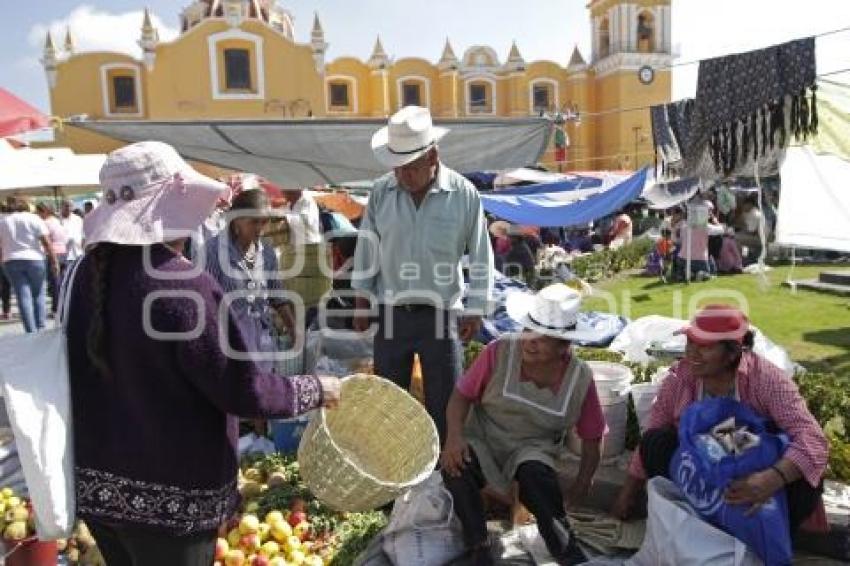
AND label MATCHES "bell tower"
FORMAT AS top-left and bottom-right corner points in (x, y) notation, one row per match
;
(588, 0), (673, 170)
